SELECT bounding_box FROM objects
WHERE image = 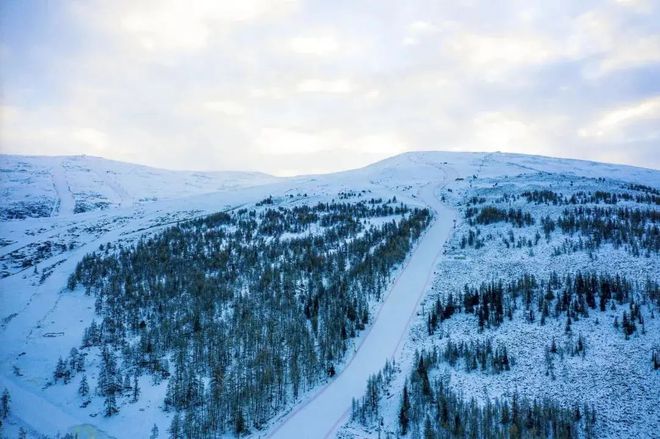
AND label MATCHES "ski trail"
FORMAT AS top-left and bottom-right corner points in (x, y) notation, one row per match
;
(93, 168), (133, 209)
(0, 374), (87, 436)
(51, 160), (76, 216)
(266, 179), (457, 439)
